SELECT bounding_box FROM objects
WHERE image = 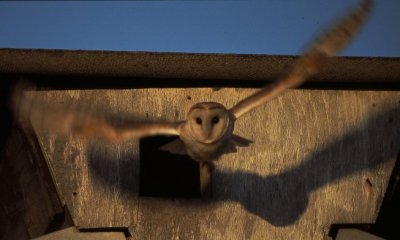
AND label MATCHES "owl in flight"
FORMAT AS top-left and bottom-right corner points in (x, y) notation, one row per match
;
(15, 0), (373, 162)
